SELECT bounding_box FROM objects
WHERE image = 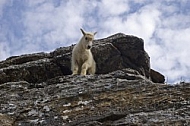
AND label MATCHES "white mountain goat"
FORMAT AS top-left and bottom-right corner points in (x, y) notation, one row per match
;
(71, 29), (97, 75)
